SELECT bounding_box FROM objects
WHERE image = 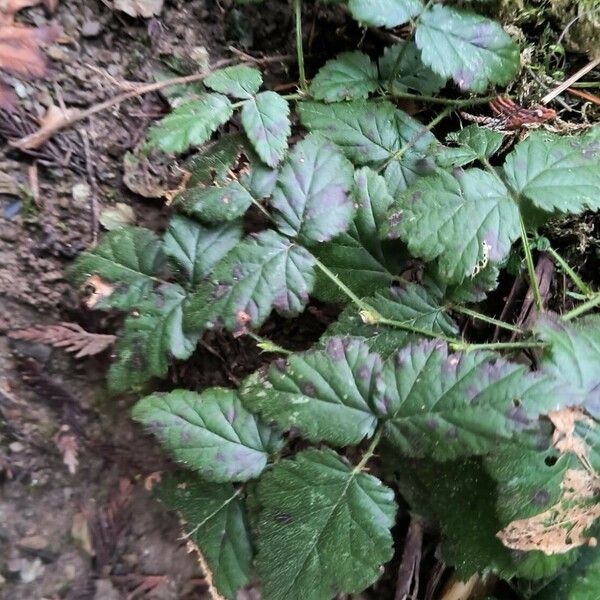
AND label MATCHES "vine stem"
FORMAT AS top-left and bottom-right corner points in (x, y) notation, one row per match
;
(312, 257), (461, 345)
(294, 0), (308, 92)
(546, 246), (593, 298)
(450, 340), (547, 352)
(561, 293), (600, 321)
(354, 428), (383, 473)
(386, 90), (501, 108)
(479, 157), (544, 313)
(447, 304), (523, 334)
